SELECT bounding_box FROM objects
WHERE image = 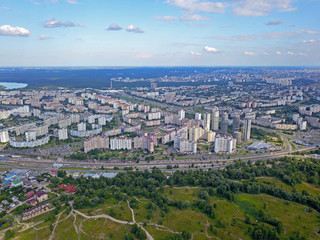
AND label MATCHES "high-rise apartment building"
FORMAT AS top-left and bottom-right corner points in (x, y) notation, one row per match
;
(221, 112), (229, 134)
(203, 113), (211, 130)
(242, 118), (252, 142)
(212, 110), (219, 131)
